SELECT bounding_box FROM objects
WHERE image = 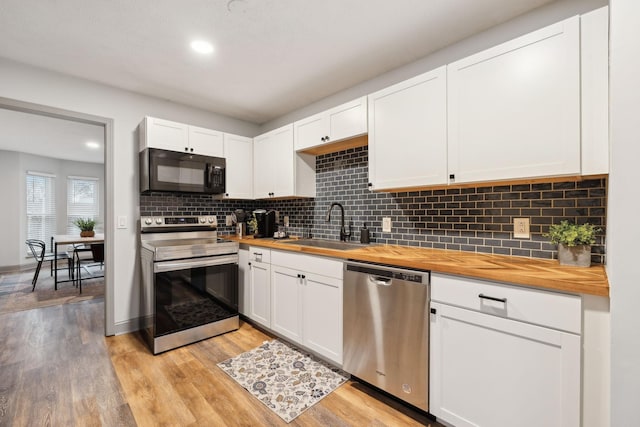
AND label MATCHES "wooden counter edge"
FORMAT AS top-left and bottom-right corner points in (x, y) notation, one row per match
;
(225, 235), (609, 297)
